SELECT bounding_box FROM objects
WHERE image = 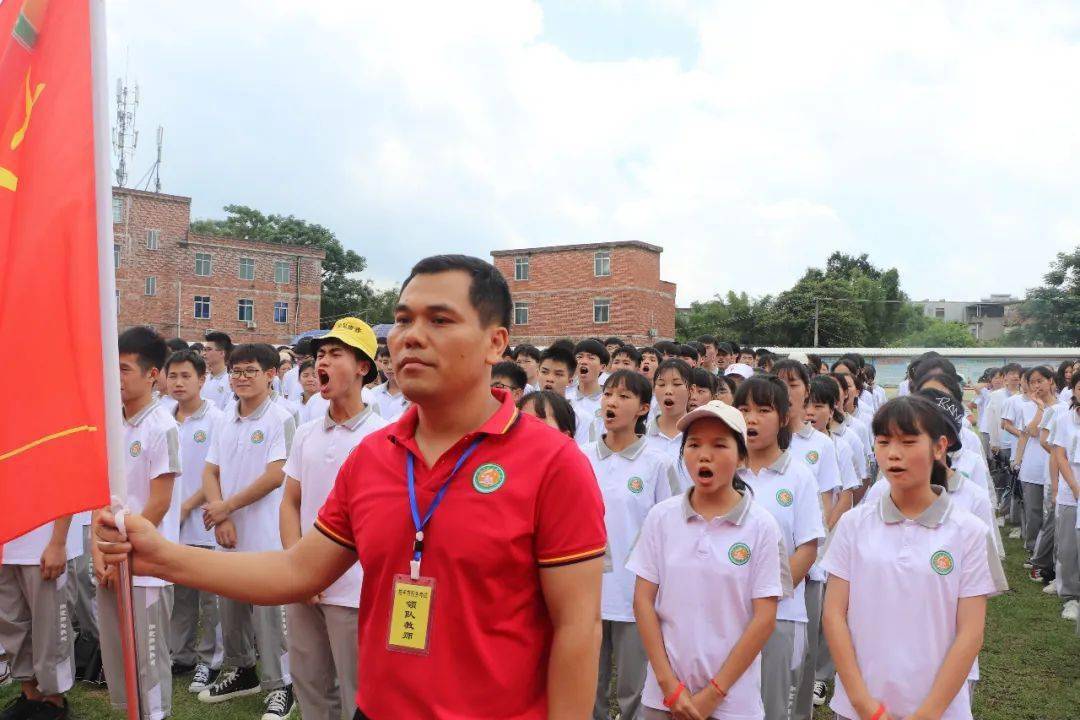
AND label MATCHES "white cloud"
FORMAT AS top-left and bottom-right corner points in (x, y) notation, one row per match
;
(106, 0), (1080, 305)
